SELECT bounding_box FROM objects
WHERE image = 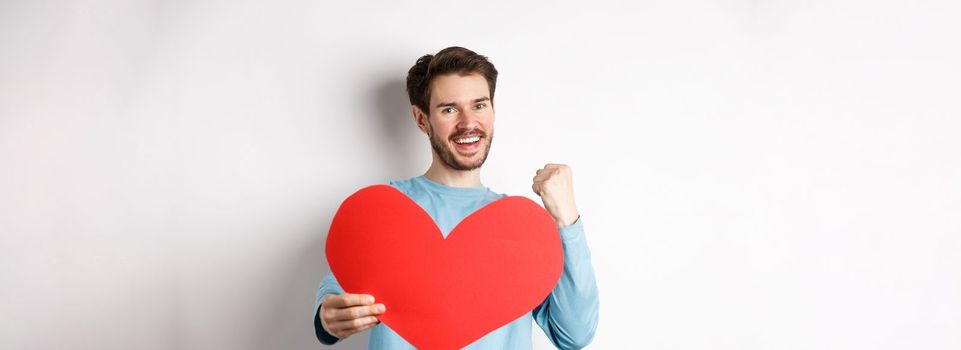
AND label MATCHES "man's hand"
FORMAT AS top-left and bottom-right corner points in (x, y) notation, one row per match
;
(319, 293), (385, 340)
(532, 164), (580, 228)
